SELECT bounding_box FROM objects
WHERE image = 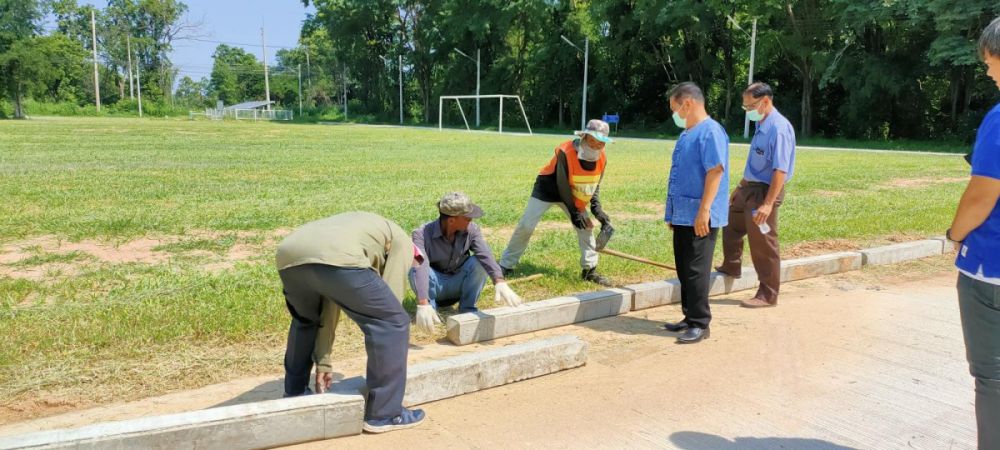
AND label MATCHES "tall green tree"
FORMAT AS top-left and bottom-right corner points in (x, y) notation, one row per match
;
(0, 0), (44, 118)
(208, 44), (264, 105)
